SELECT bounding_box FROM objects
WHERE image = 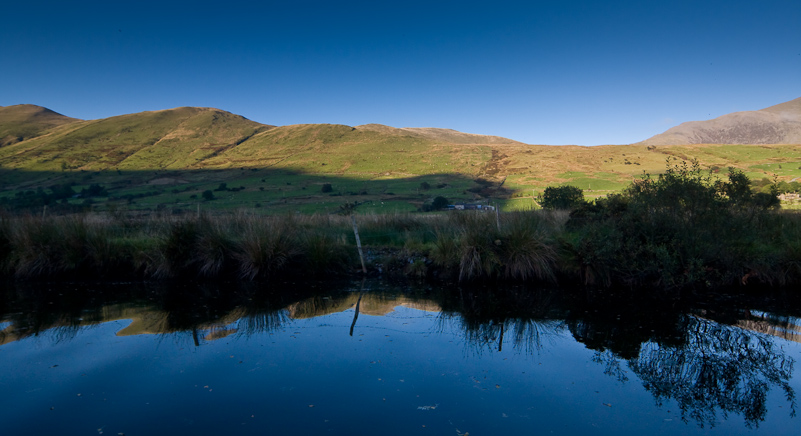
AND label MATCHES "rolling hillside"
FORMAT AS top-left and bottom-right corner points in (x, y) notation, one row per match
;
(0, 104), (80, 147)
(1, 103), (800, 214)
(0, 106), (271, 172)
